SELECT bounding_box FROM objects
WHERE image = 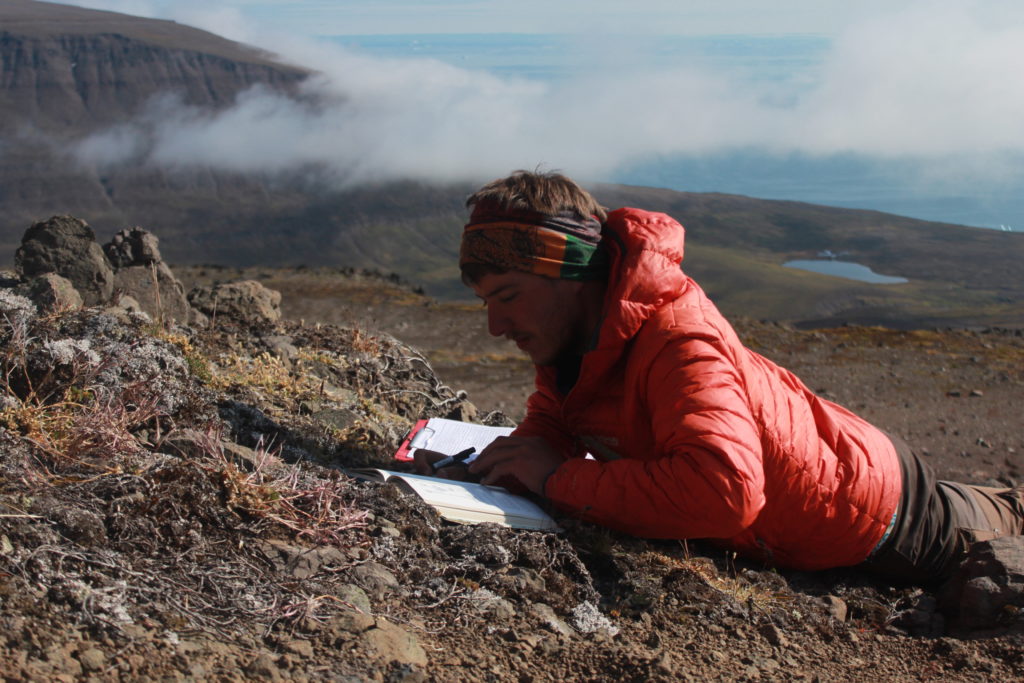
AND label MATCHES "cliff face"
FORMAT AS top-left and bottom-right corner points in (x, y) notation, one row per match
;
(0, 0), (314, 255)
(0, 31), (306, 135)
